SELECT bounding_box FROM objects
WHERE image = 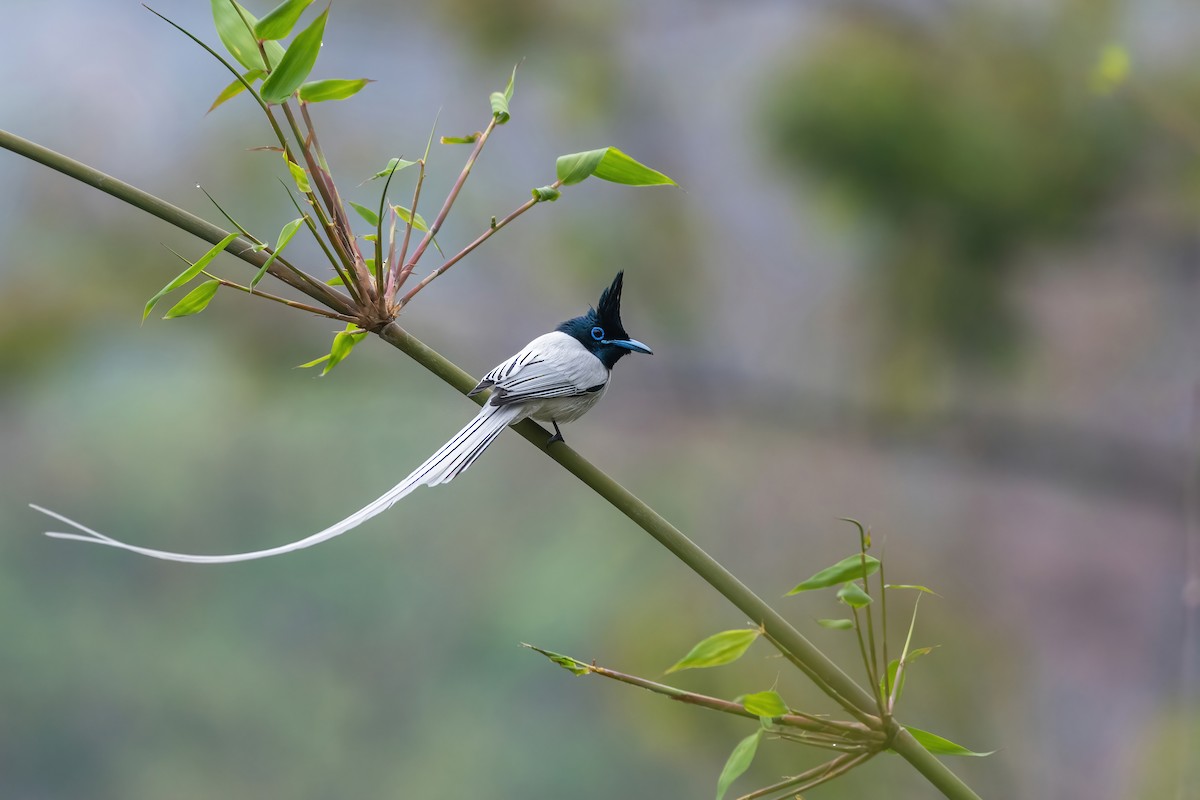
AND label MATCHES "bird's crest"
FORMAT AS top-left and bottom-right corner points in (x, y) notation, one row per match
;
(596, 270), (625, 324)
